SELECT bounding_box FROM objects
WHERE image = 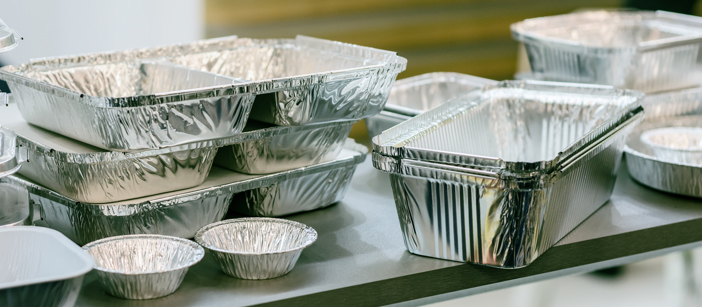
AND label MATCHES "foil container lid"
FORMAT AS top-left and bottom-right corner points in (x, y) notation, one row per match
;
(0, 18), (20, 53)
(0, 124), (20, 178)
